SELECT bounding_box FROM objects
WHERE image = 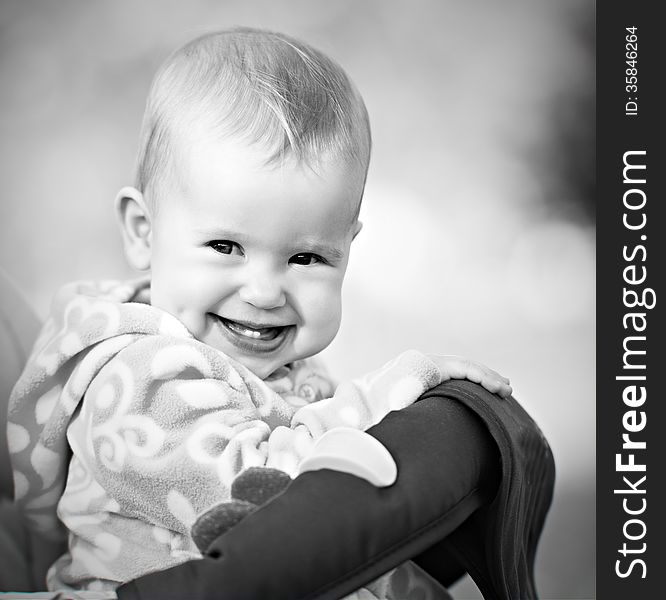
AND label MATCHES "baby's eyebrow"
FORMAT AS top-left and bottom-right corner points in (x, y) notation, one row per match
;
(195, 227), (248, 242)
(298, 242), (344, 260)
